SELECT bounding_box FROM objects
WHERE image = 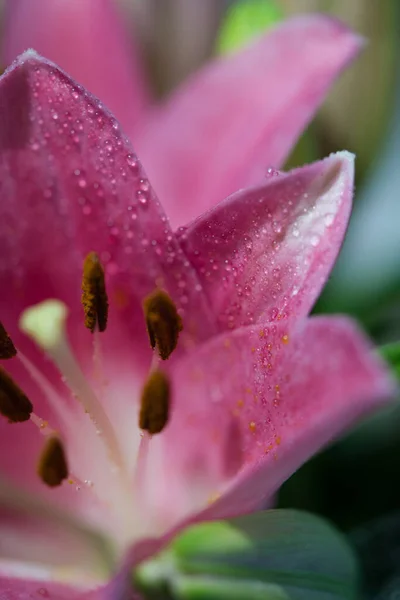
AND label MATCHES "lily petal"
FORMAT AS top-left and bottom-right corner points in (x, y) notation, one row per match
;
(162, 316), (394, 522)
(134, 14), (362, 226)
(0, 52), (217, 502)
(180, 152), (354, 331)
(2, 0), (150, 133)
(0, 51), (216, 365)
(0, 479), (113, 585)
